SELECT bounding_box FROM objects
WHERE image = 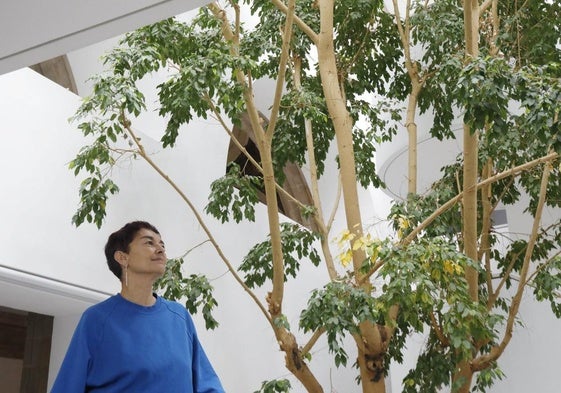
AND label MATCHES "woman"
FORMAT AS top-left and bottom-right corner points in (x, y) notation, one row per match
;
(51, 221), (225, 392)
